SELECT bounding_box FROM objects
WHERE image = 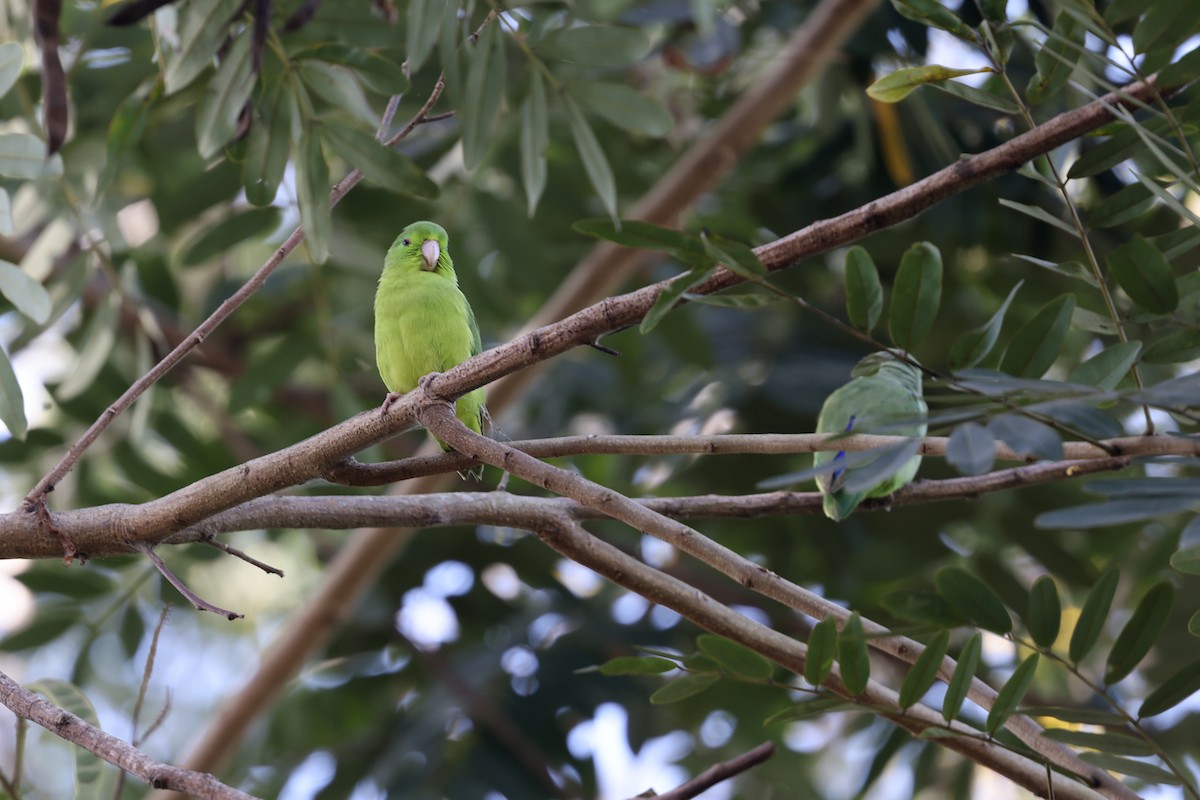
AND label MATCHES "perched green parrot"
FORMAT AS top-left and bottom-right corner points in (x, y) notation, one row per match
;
(374, 220), (487, 478)
(813, 351), (927, 521)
